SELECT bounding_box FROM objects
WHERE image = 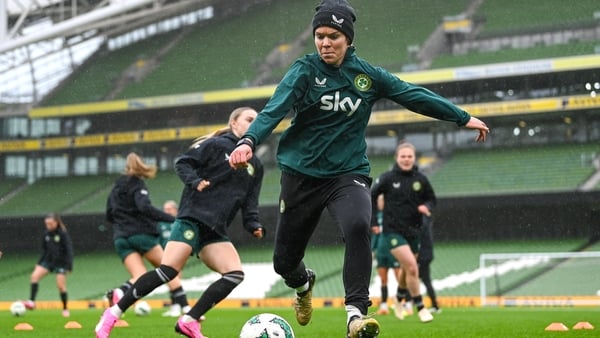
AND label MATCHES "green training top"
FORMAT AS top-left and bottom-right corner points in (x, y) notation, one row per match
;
(244, 47), (471, 178)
